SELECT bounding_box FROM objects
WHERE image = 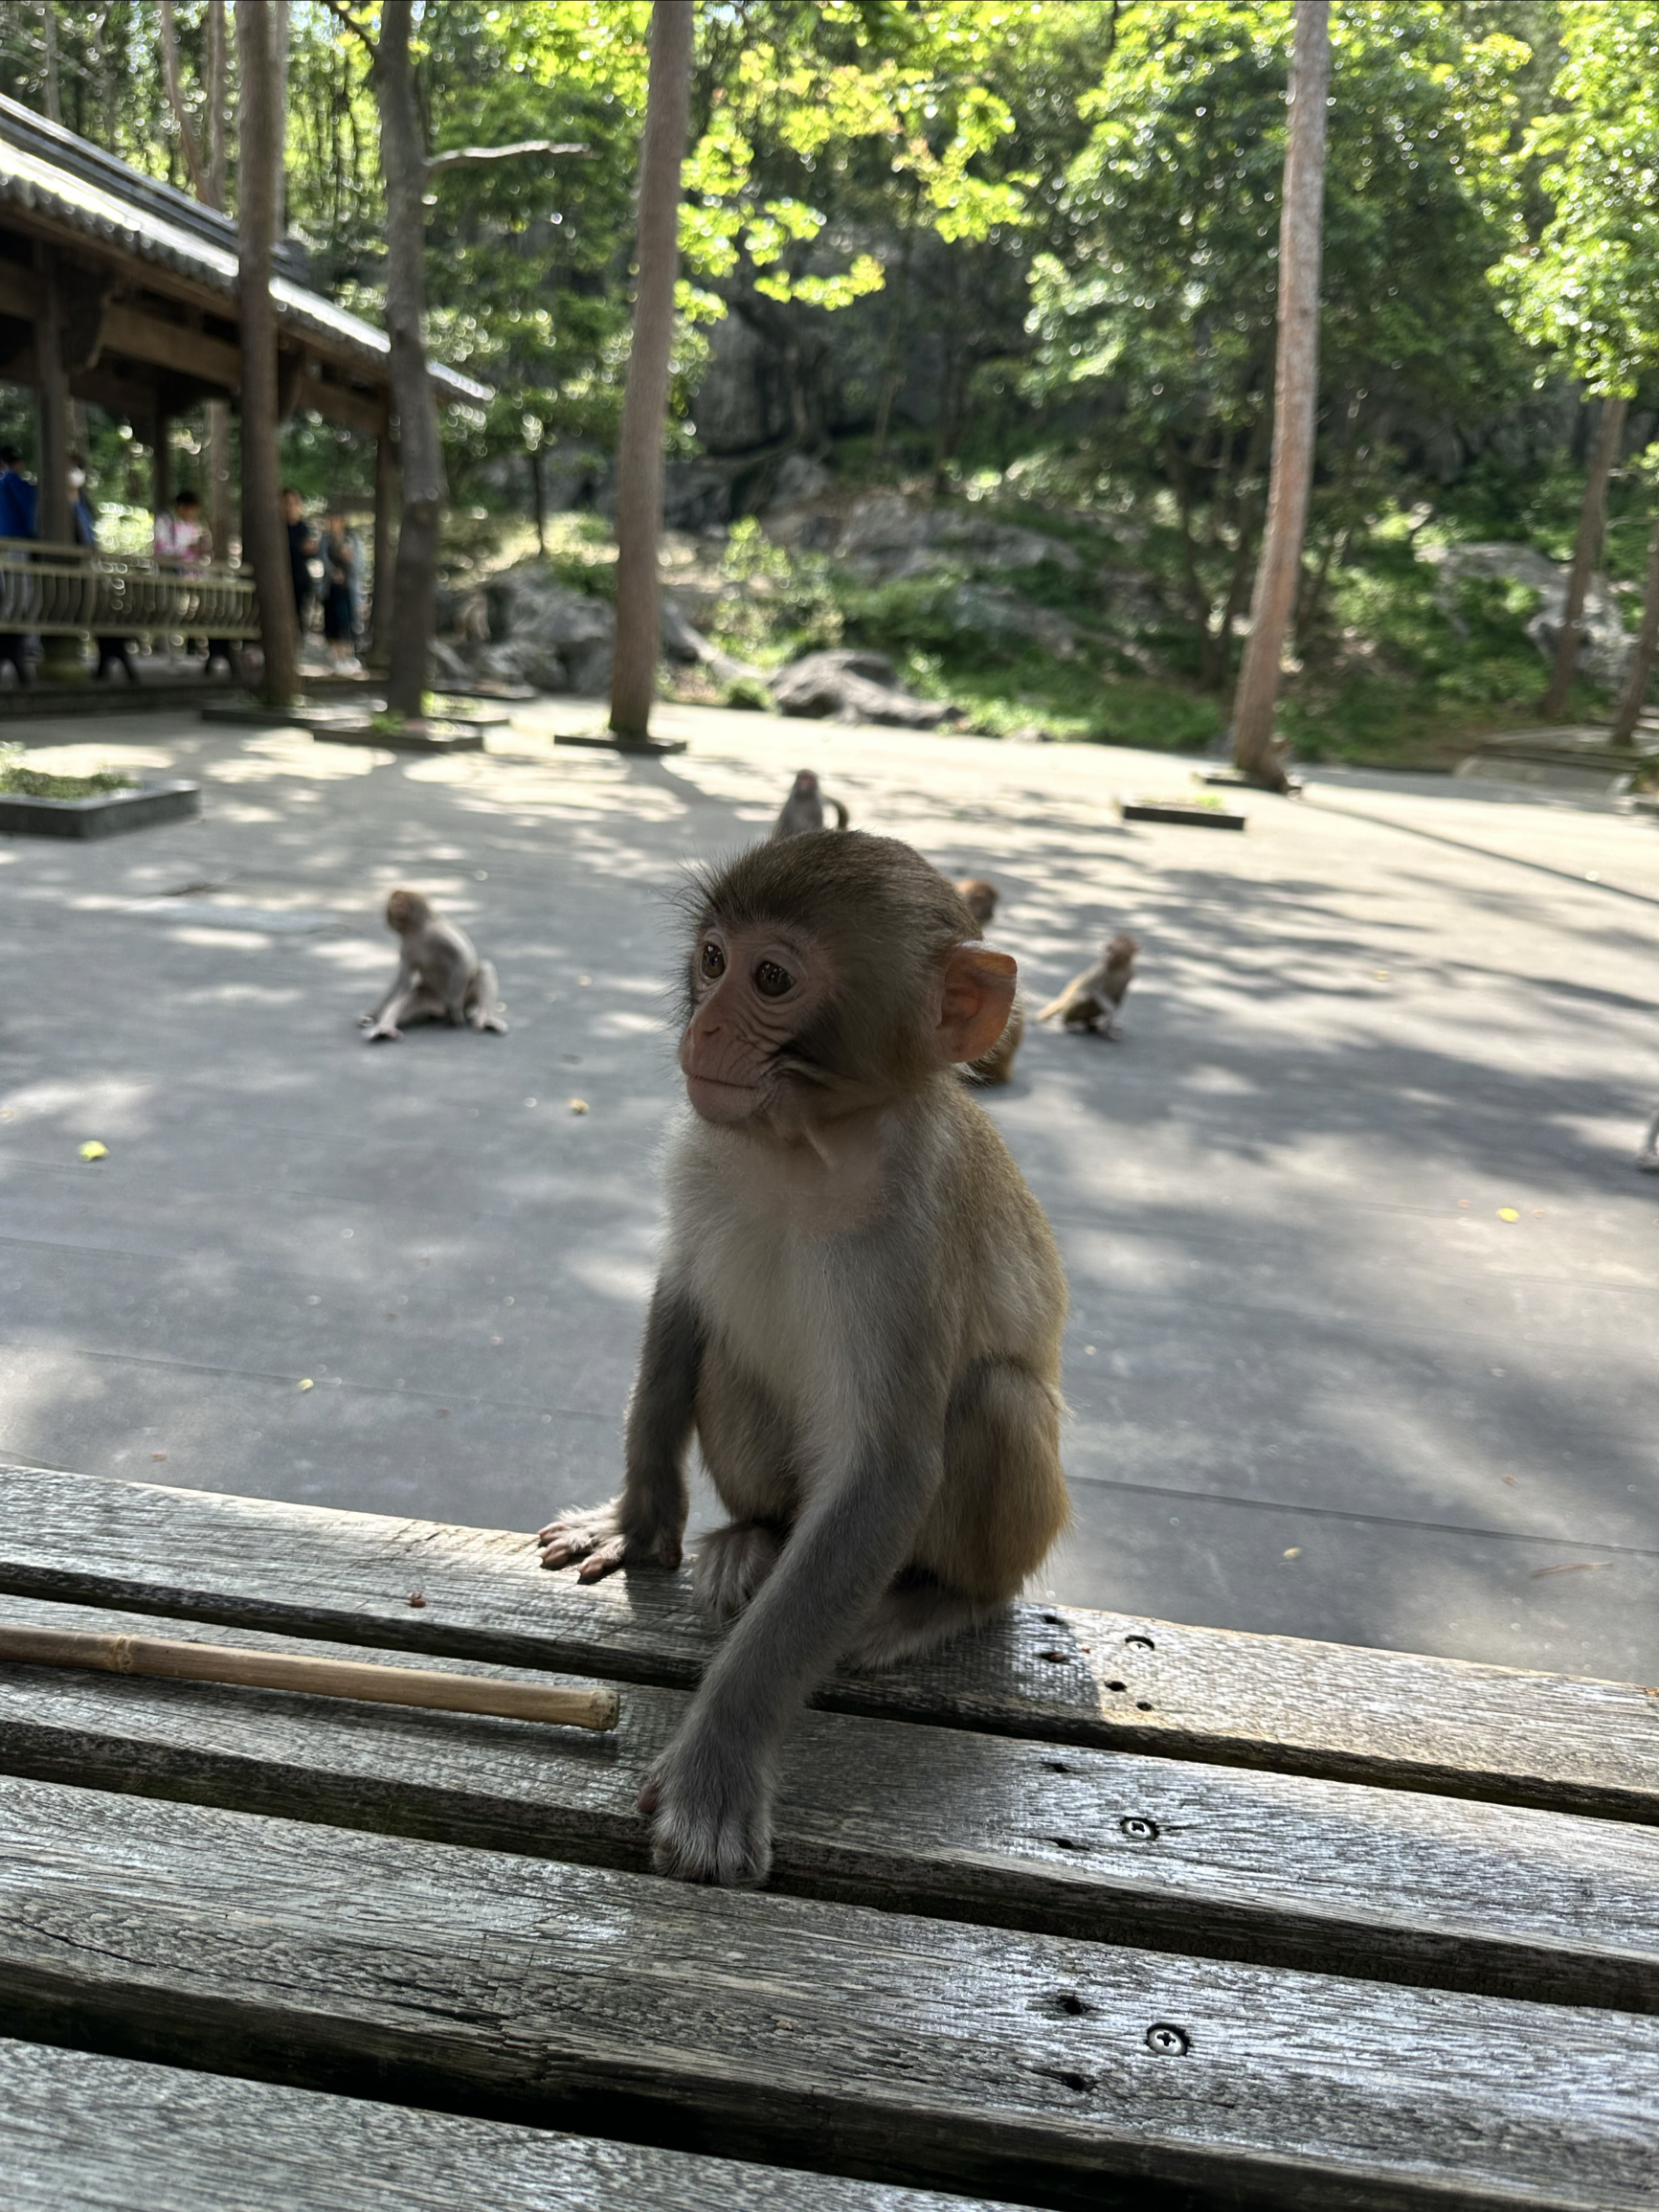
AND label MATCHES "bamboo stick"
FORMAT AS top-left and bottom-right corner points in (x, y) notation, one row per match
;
(0, 1621), (618, 1732)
